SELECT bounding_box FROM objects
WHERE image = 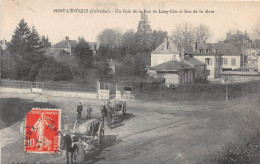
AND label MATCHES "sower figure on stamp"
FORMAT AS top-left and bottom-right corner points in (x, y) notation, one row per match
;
(32, 113), (55, 150)
(77, 102), (83, 120)
(86, 105), (92, 119)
